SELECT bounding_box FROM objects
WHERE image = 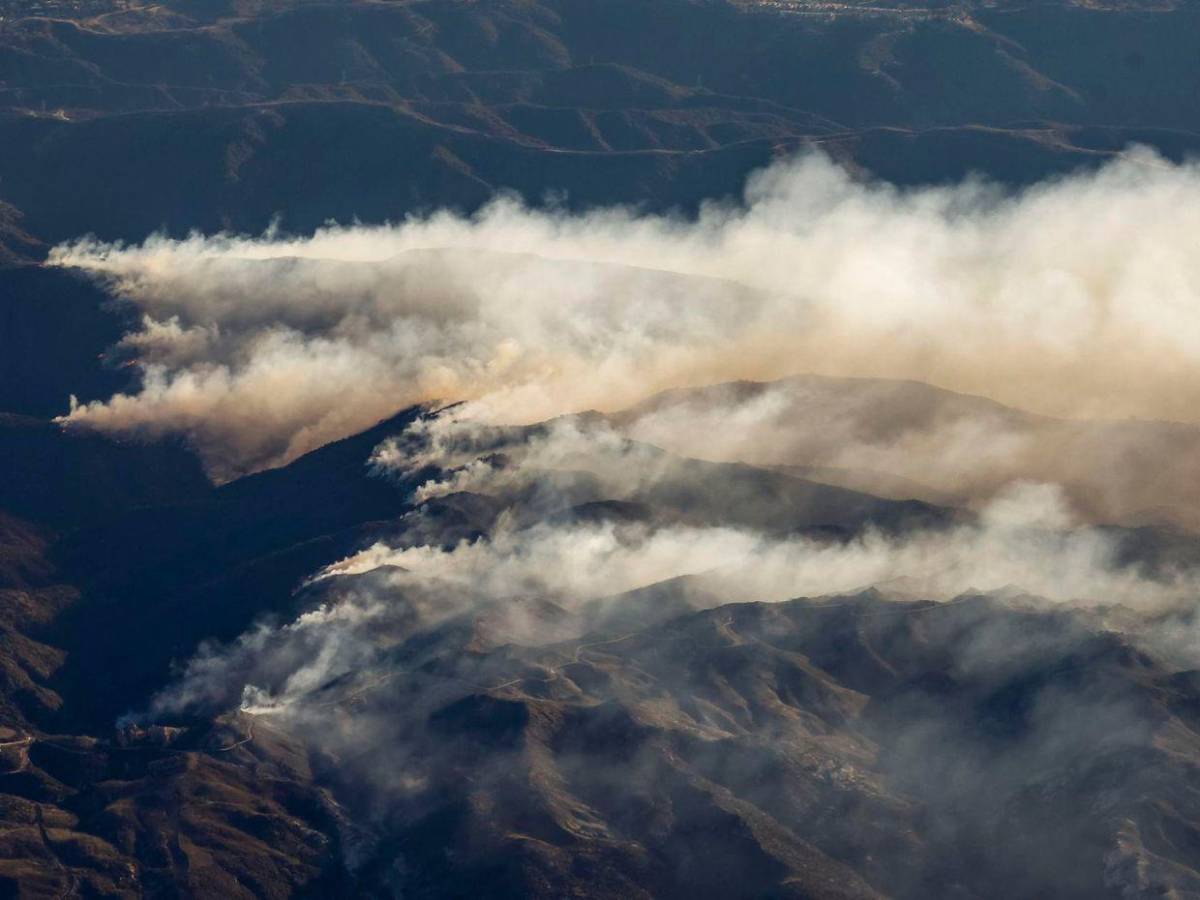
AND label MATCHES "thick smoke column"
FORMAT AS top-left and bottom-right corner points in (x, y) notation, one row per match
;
(48, 147), (1200, 479)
